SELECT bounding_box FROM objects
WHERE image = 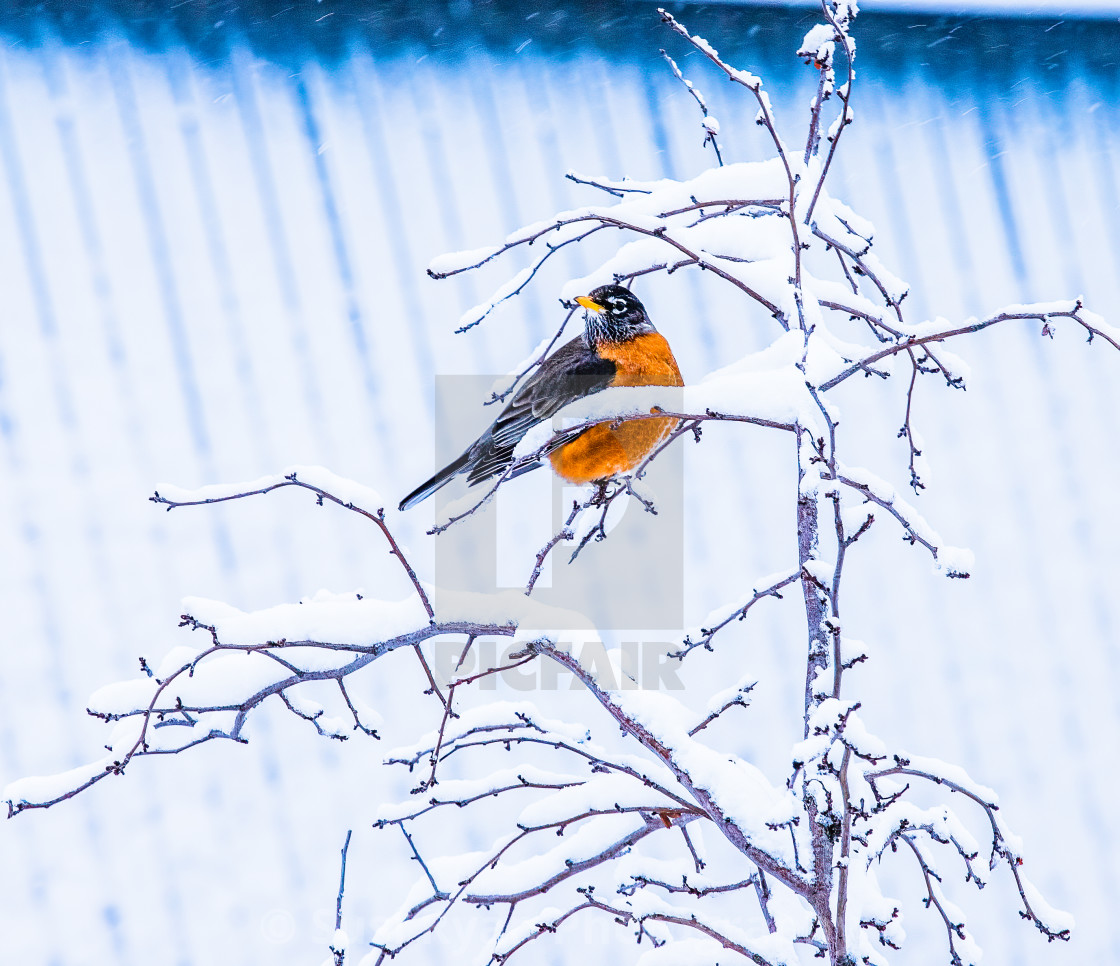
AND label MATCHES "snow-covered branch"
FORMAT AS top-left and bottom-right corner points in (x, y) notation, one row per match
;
(866, 756), (1074, 943)
(674, 570), (801, 658)
(819, 299), (1118, 391)
(530, 641), (813, 895)
(3, 473), (535, 816)
(429, 396), (800, 539)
